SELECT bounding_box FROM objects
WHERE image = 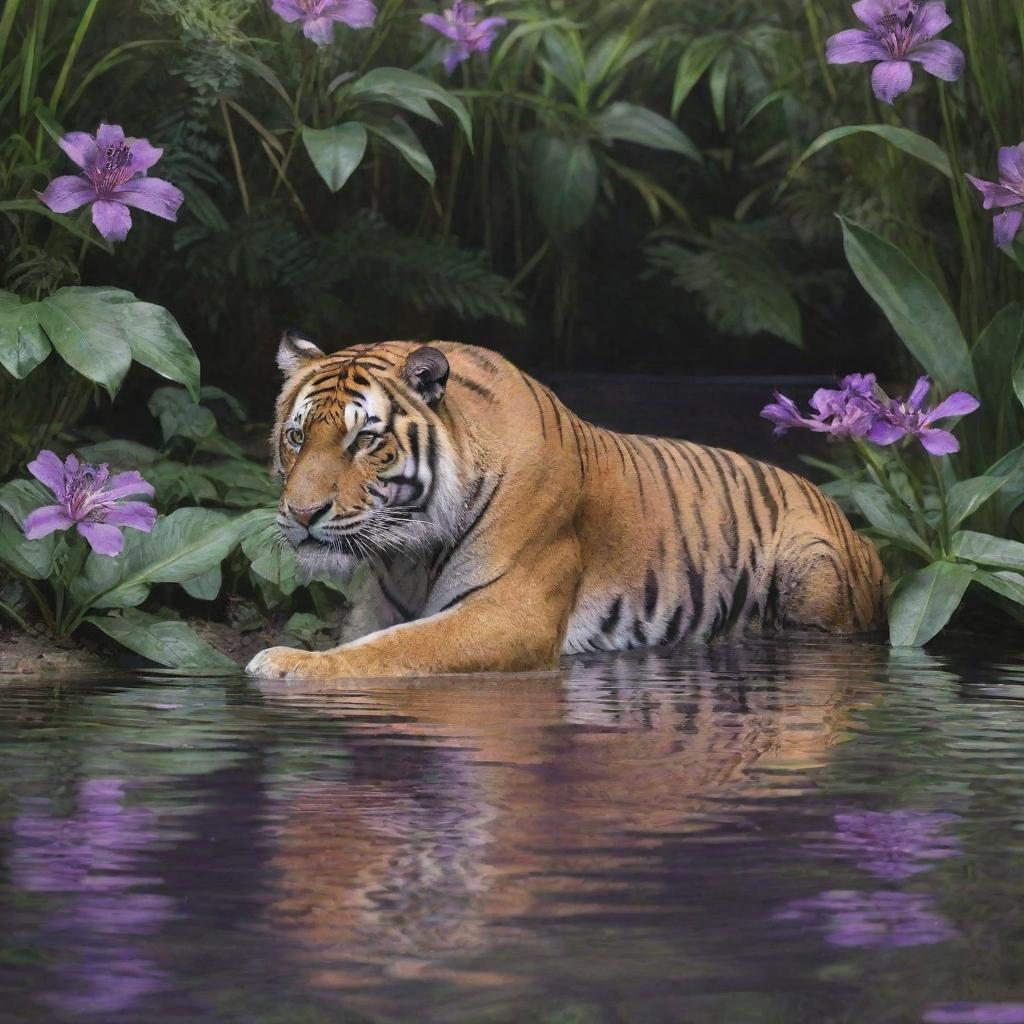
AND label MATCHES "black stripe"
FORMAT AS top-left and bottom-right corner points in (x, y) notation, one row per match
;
(433, 475), (502, 577)
(622, 438), (649, 510)
(379, 579), (415, 622)
(601, 596), (623, 634)
(540, 386), (566, 445)
(452, 374), (495, 401)
(727, 566), (751, 629)
(439, 571), (507, 612)
(661, 604), (685, 646)
(350, 371), (371, 387)
(639, 439), (683, 533)
(424, 423), (439, 507)
(521, 373), (549, 440)
(644, 567), (659, 619)
(702, 447), (742, 570)
(687, 567), (706, 634)
(632, 619), (647, 647)
(461, 347), (501, 373)
(743, 456), (780, 535)
(377, 378), (408, 416)
(610, 433), (629, 475)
